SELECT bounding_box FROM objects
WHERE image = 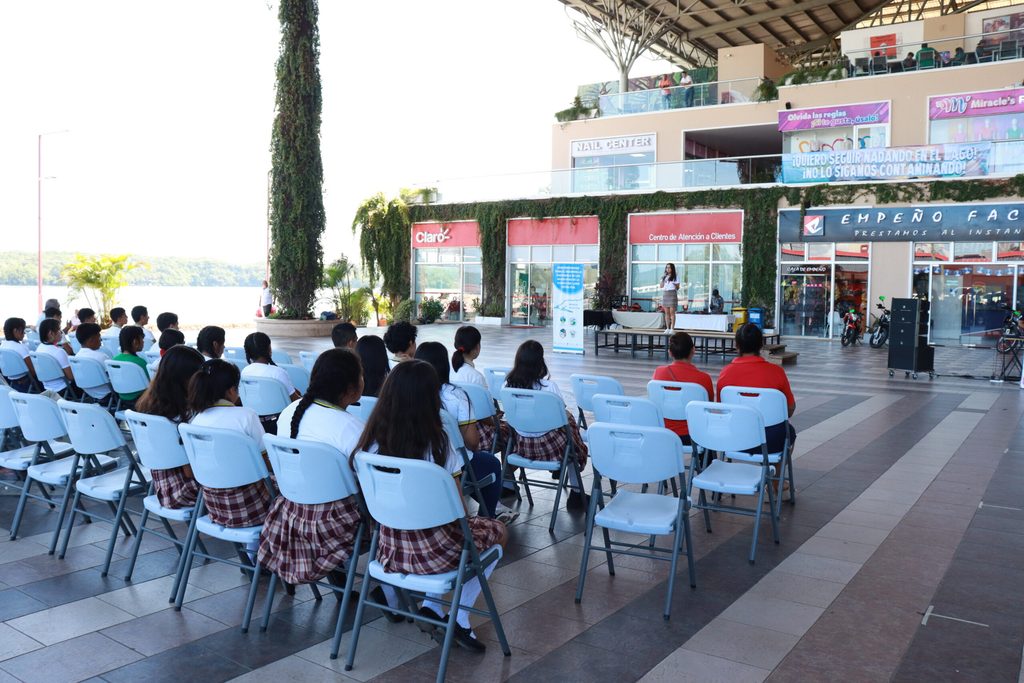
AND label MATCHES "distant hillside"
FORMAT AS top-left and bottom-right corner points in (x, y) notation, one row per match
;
(0, 252), (265, 287)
